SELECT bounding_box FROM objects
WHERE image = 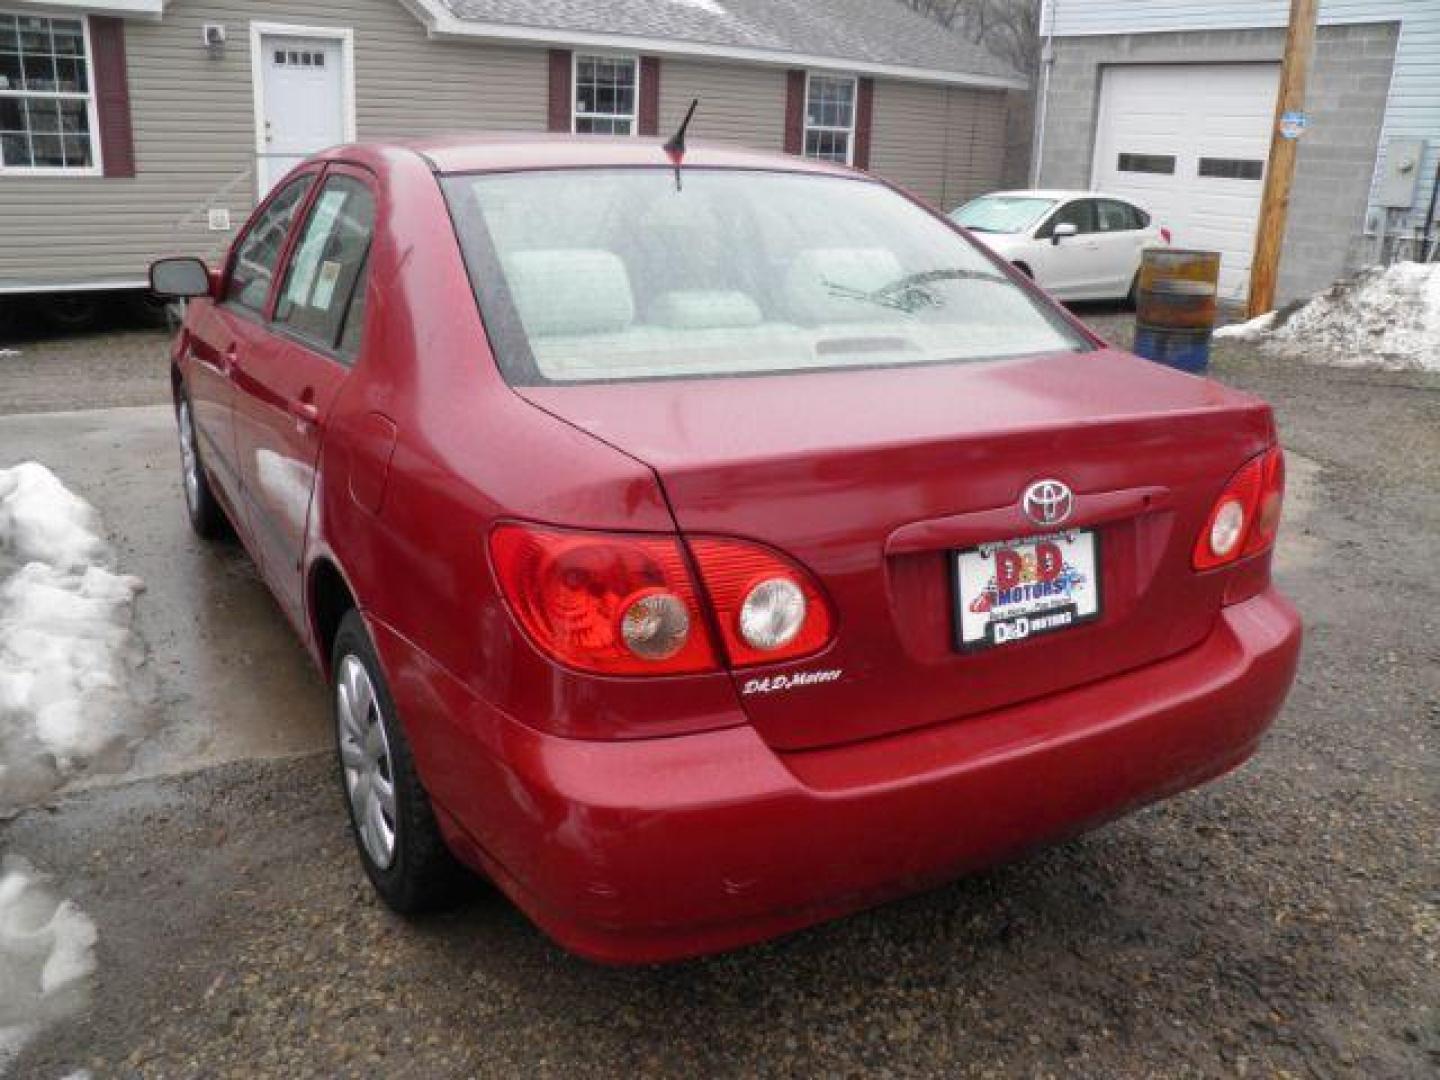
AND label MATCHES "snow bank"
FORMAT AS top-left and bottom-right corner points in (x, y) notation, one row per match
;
(0, 857), (98, 1072)
(0, 463), (147, 812)
(1213, 310), (1278, 342)
(1218, 262), (1440, 371)
(0, 466), (109, 572)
